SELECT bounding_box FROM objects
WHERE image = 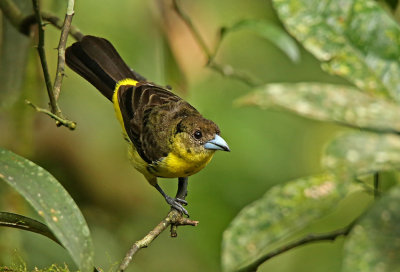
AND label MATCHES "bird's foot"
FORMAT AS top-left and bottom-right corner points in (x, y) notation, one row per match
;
(165, 196), (189, 217)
